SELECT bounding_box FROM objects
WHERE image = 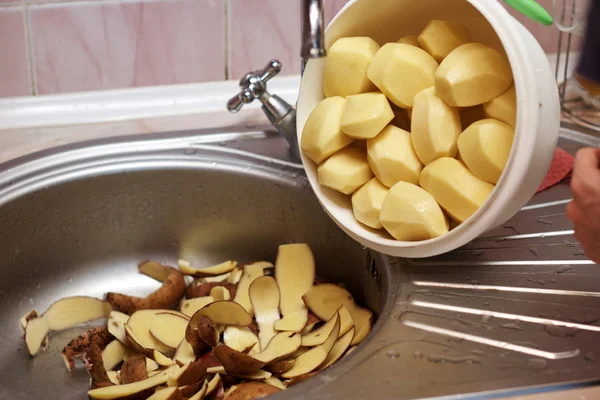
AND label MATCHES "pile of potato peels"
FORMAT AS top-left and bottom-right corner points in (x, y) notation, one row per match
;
(21, 243), (373, 400)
